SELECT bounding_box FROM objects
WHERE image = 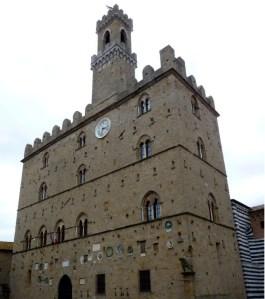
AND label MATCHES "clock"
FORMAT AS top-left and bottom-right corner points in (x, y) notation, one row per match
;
(95, 118), (111, 138)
